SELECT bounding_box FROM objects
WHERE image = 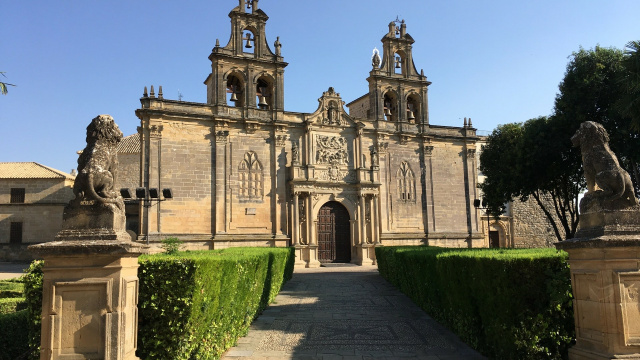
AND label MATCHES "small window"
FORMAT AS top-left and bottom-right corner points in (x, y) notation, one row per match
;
(10, 188), (25, 203)
(10, 222), (23, 244)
